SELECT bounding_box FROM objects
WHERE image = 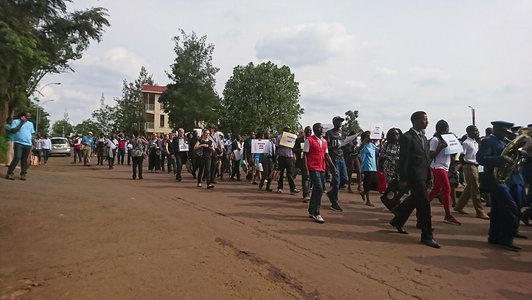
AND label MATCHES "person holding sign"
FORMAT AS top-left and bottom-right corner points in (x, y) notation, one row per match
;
(171, 128), (189, 182)
(305, 123), (337, 223)
(276, 127), (300, 194)
(428, 120), (461, 225)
